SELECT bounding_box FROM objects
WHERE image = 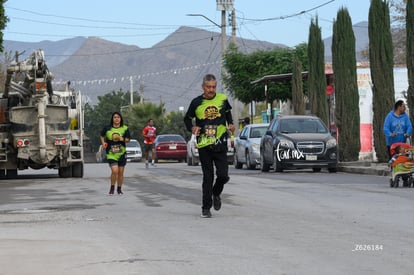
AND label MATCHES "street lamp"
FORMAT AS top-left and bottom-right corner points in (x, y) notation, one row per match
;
(186, 2), (240, 133)
(186, 14), (221, 28)
(186, 13), (227, 89)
